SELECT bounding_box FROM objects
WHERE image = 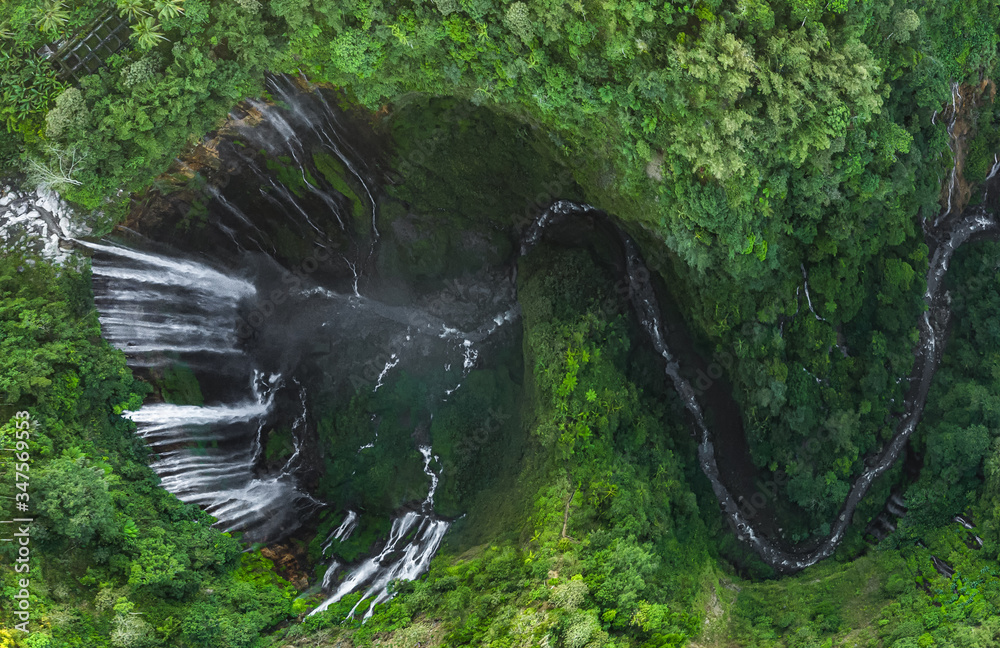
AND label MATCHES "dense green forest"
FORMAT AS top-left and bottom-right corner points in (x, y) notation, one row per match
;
(4, 0), (1000, 646)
